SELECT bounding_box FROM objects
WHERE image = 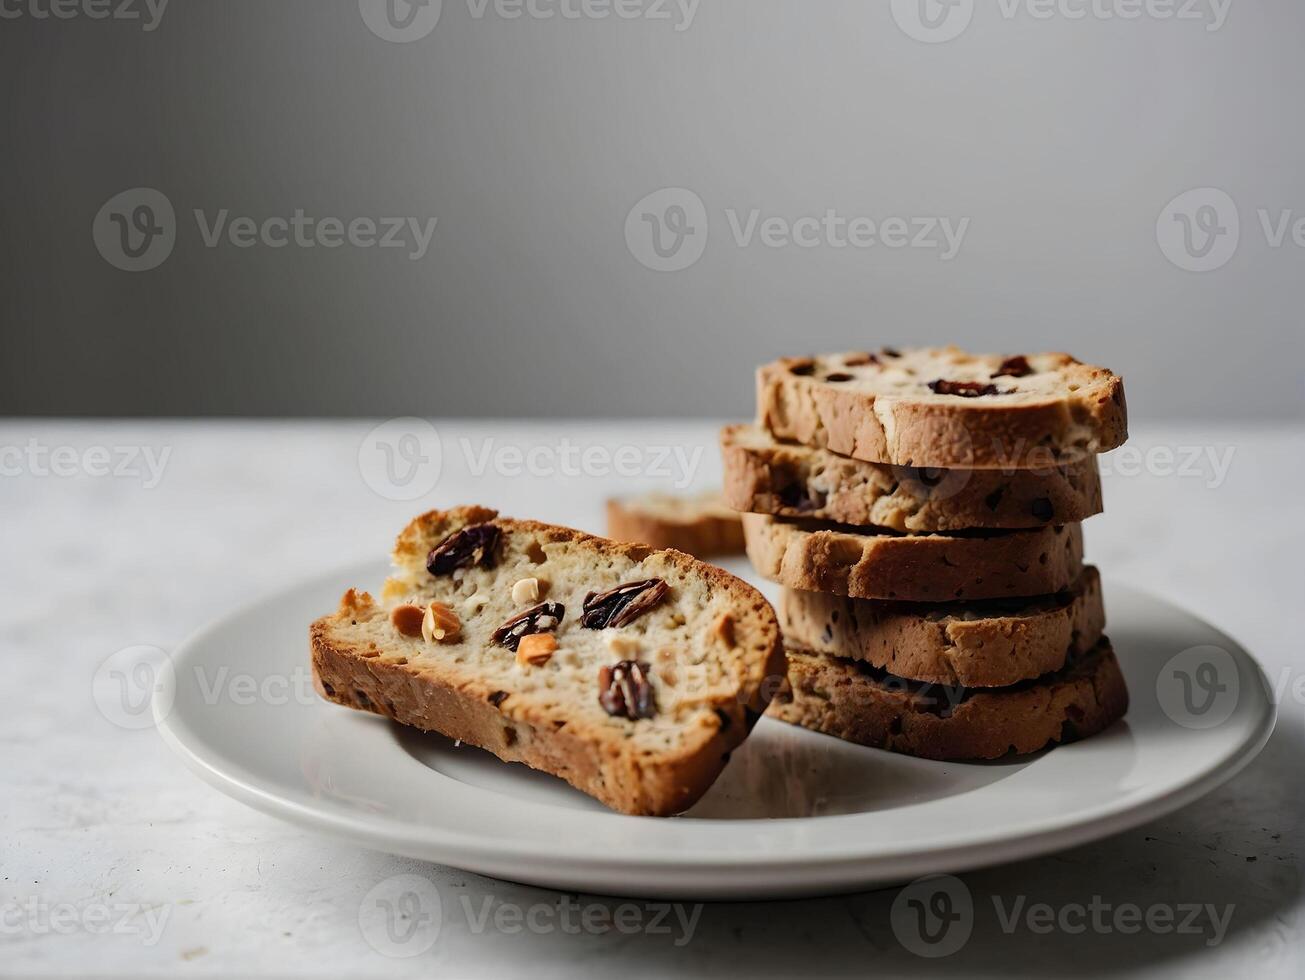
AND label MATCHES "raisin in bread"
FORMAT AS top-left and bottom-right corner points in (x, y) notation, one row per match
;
(769, 636), (1128, 760)
(778, 567), (1104, 687)
(757, 347), (1127, 469)
(605, 491), (745, 558)
(721, 423), (1102, 532)
(742, 513), (1084, 602)
(311, 506), (785, 816)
